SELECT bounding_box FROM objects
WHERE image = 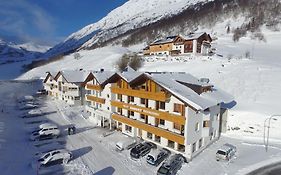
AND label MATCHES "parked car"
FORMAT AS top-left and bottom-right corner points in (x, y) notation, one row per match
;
(19, 103), (38, 110)
(31, 123), (58, 133)
(157, 154), (185, 175)
(30, 125), (60, 141)
(31, 123), (59, 135)
(130, 142), (156, 159)
(30, 133), (58, 141)
(116, 139), (137, 152)
(216, 143), (237, 161)
(17, 95), (34, 103)
(31, 149), (72, 169)
(36, 89), (47, 95)
(146, 148), (171, 166)
(21, 109), (43, 118)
